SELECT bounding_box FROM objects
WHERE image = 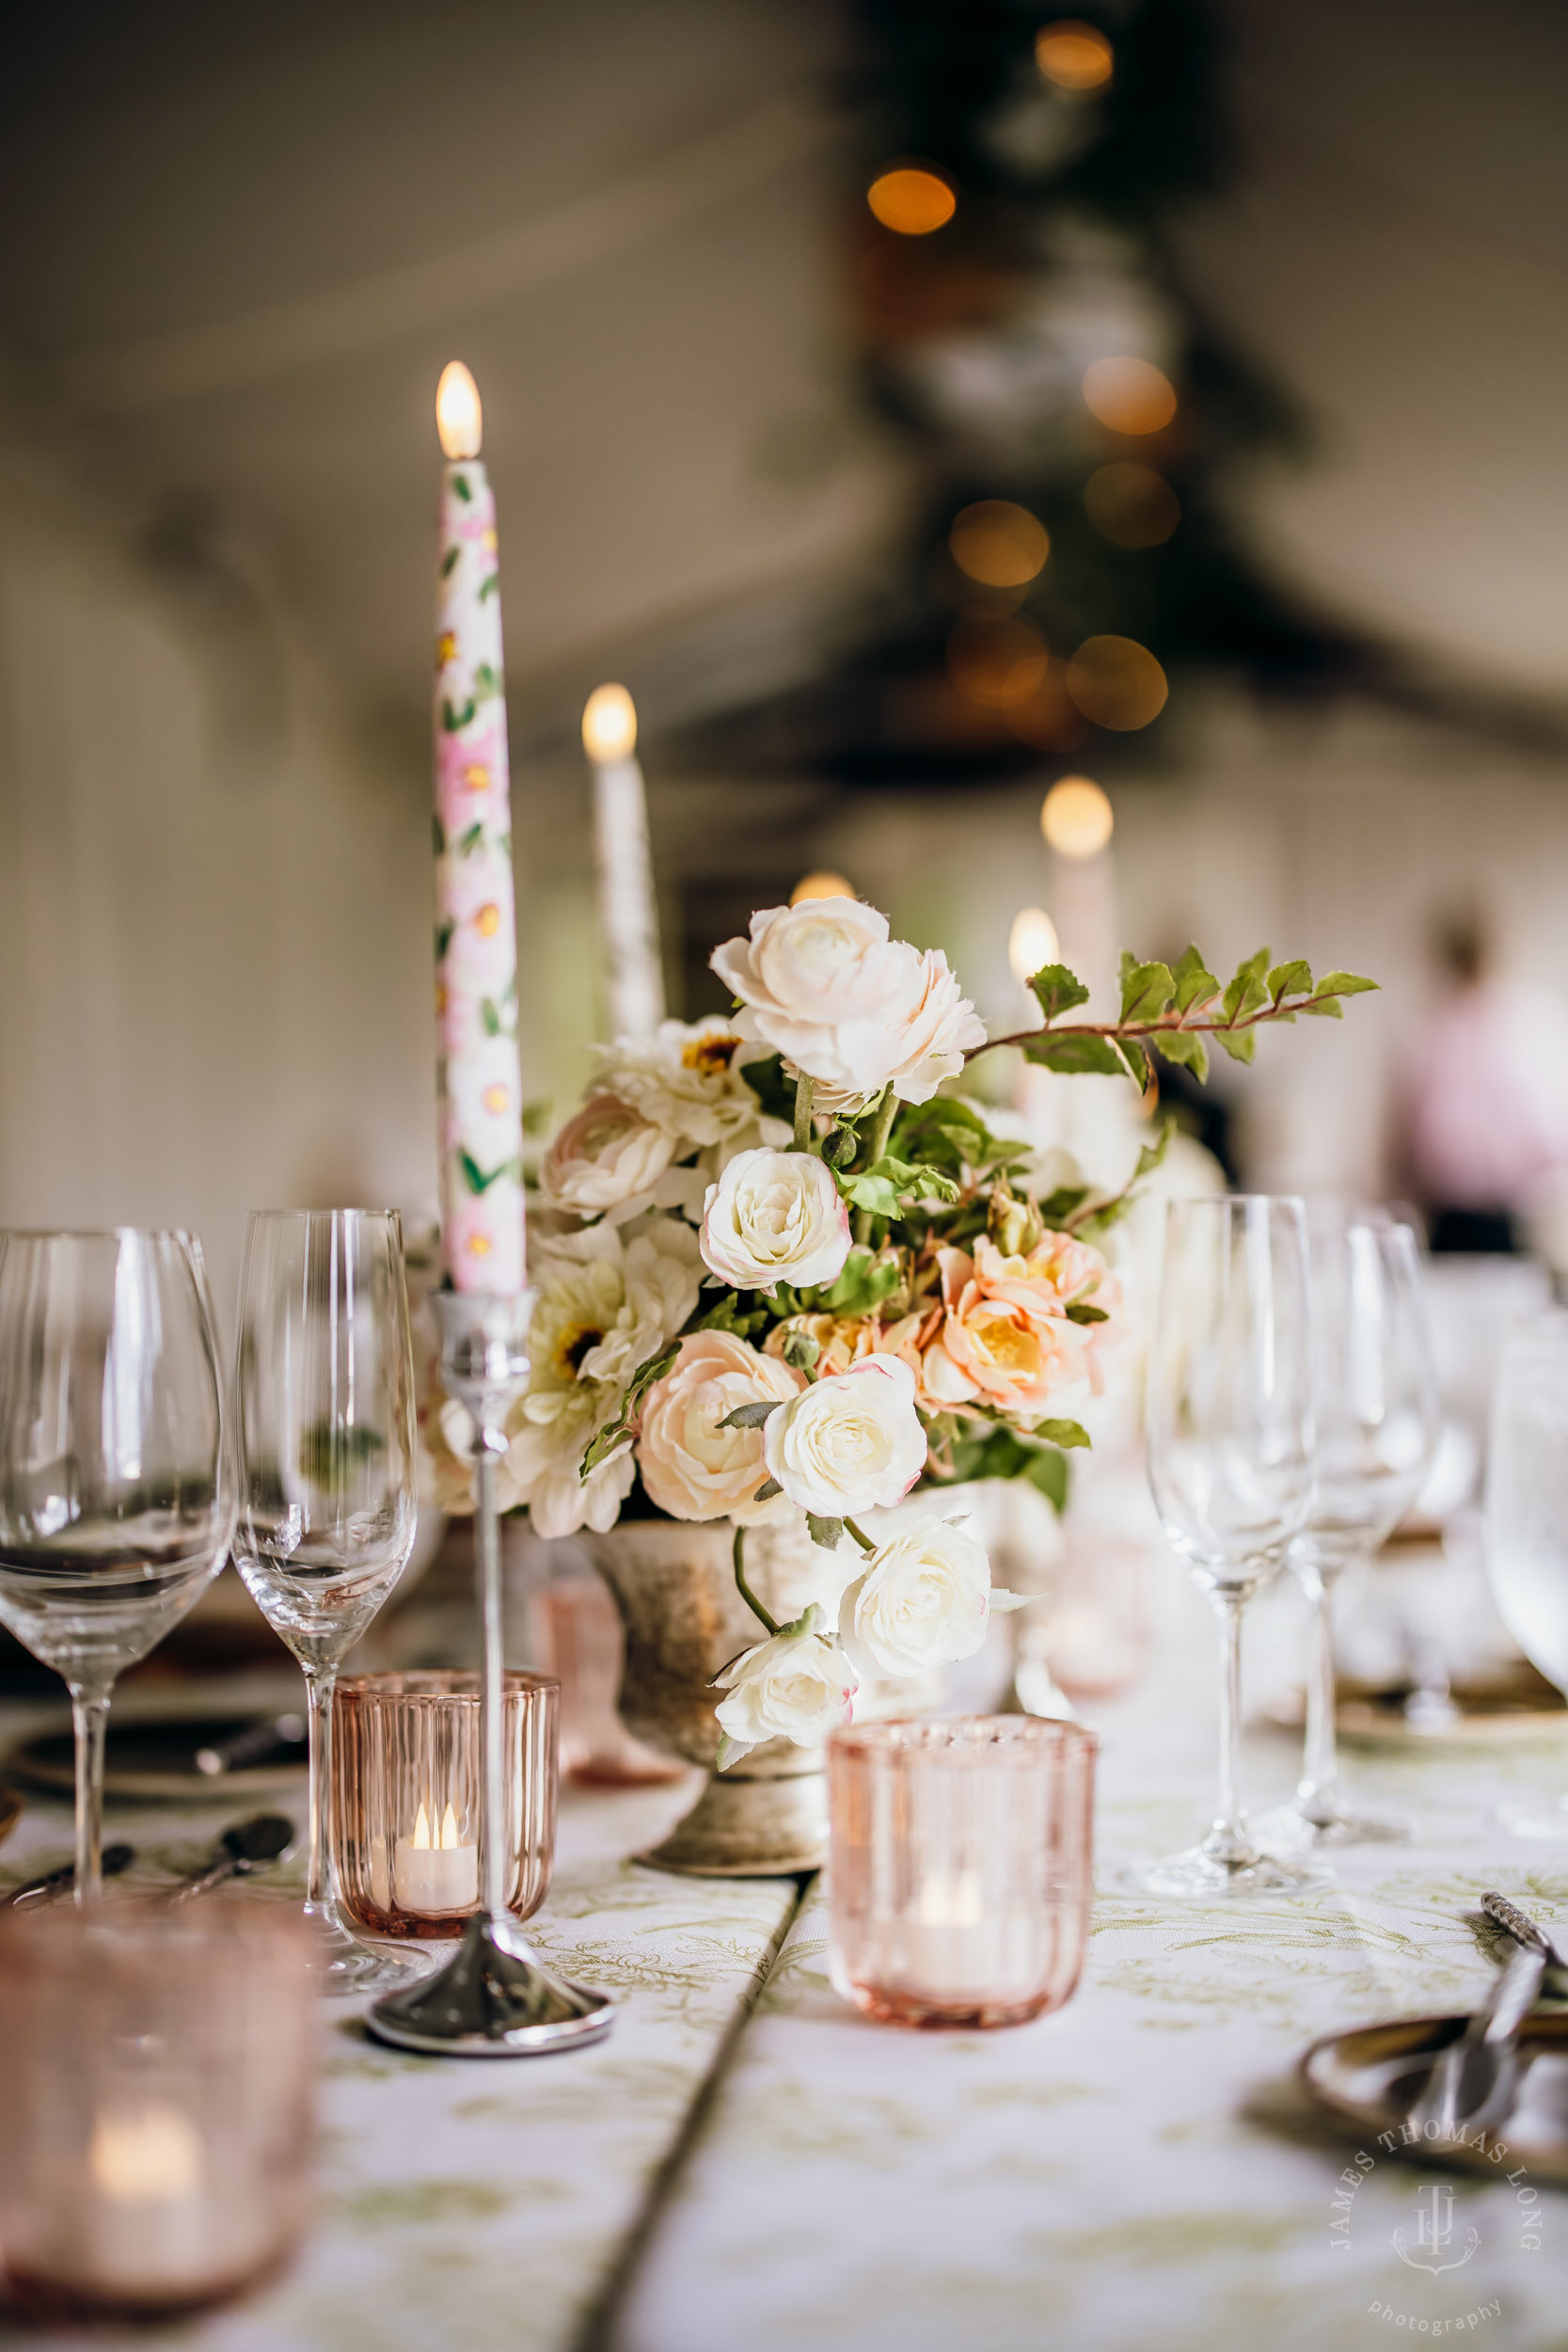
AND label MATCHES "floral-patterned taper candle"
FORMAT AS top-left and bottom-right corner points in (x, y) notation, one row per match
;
(581, 683), (665, 1041)
(433, 360), (526, 1295)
